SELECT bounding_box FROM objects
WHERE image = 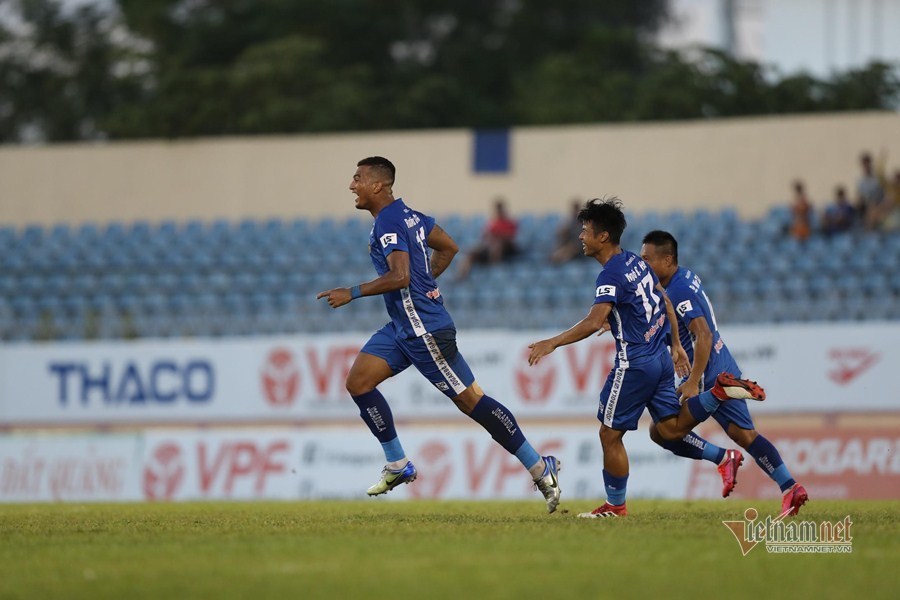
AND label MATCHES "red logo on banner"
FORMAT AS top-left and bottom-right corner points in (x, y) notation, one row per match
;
(564, 340), (616, 392)
(306, 346), (359, 398)
(144, 443), (185, 501)
(261, 348), (300, 406)
(686, 421), (900, 501)
(408, 440), (453, 499)
(198, 440), (290, 495)
(514, 348), (556, 404)
(827, 349), (879, 385)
